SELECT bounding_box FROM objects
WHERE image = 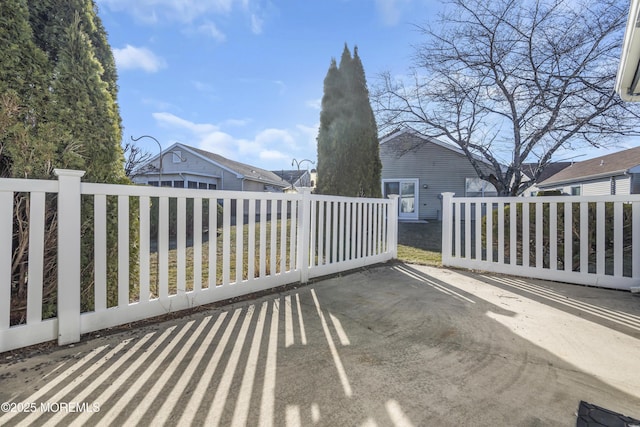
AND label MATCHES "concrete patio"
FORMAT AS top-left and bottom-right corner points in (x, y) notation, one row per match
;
(1, 263), (639, 426)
